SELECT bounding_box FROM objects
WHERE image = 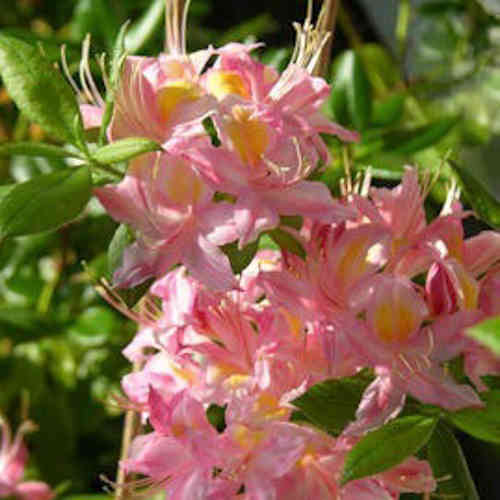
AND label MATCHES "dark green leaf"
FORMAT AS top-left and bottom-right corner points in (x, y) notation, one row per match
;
(267, 228), (306, 259)
(450, 160), (500, 229)
(206, 404), (227, 433)
(72, 0), (119, 48)
(481, 375), (500, 390)
(427, 422), (480, 500)
(466, 315), (500, 356)
(371, 94), (405, 127)
(0, 167), (91, 239)
(93, 137), (161, 165)
(0, 33), (83, 145)
(202, 117), (221, 147)
(419, 0), (466, 15)
(0, 307), (55, 342)
(221, 239), (259, 275)
(280, 215), (303, 230)
(330, 51), (372, 131)
(261, 48), (291, 72)
(68, 306), (118, 347)
(447, 390), (500, 444)
(292, 375), (372, 436)
(382, 116), (459, 155)
(341, 416), (437, 485)
(0, 142), (83, 159)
